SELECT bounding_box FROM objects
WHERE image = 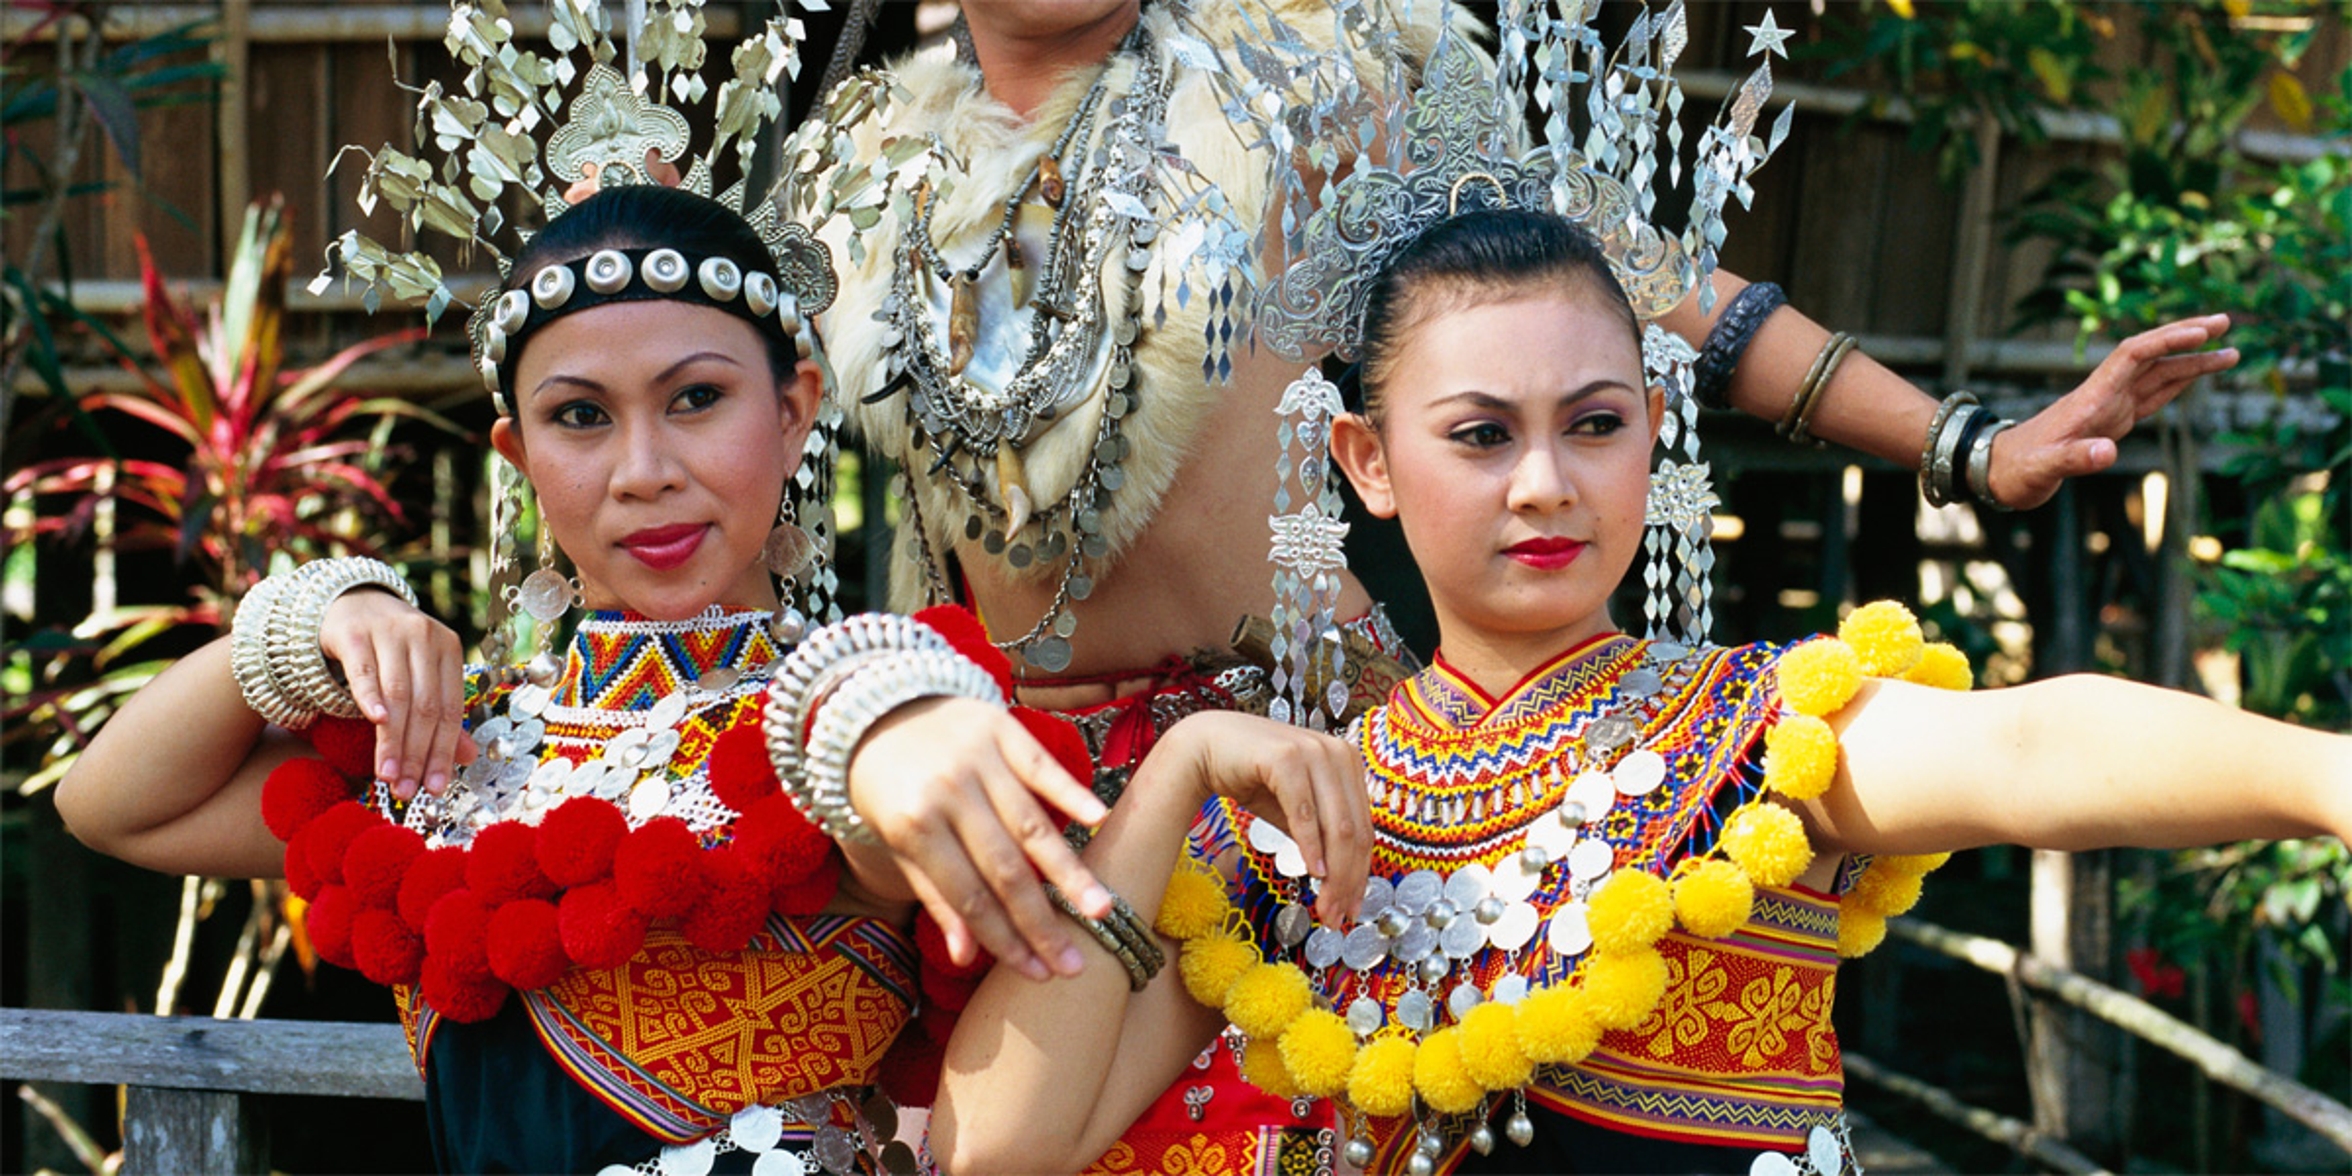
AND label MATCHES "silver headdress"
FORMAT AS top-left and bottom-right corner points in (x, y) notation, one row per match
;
(312, 0), (884, 656)
(1239, 0), (1790, 652)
